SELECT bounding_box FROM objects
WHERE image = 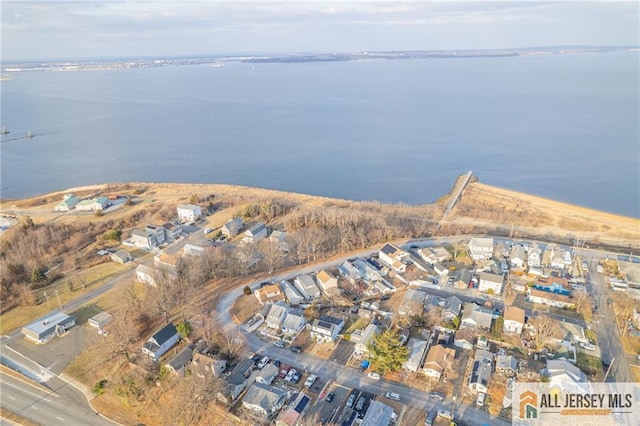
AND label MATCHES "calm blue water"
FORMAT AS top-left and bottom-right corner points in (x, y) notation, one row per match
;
(1, 53), (639, 217)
